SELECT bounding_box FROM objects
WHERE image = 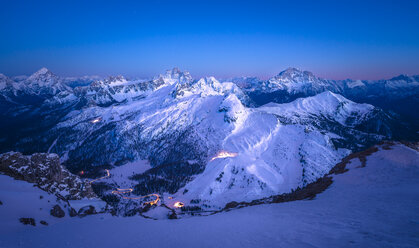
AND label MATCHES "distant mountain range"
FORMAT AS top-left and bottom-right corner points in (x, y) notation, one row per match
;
(228, 67), (419, 122)
(0, 67), (418, 210)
